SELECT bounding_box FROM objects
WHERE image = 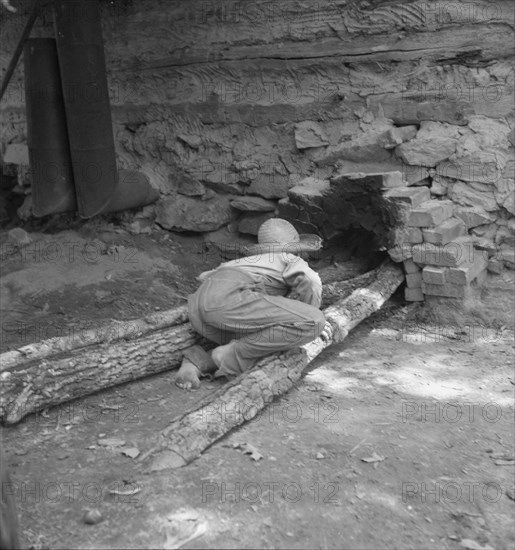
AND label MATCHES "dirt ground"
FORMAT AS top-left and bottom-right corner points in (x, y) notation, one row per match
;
(1, 219), (514, 550)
